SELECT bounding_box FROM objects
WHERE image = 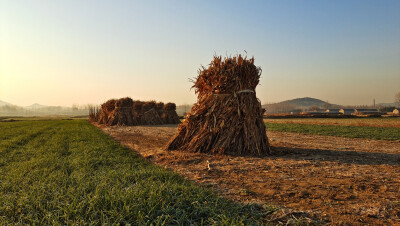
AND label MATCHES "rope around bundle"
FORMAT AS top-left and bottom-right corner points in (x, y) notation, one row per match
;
(236, 89), (254, 94)
(213, 89), (255, 97)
